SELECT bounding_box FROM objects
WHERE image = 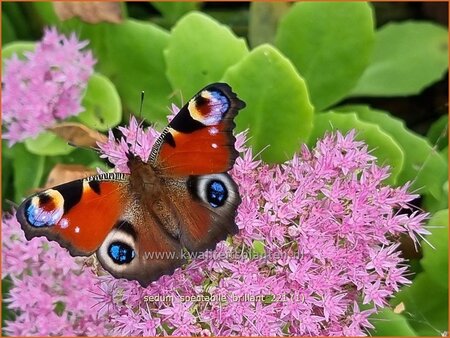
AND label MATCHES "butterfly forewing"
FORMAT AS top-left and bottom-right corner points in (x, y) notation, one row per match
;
(17, 173), (129, 256)
(150, 83), (245, 176)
